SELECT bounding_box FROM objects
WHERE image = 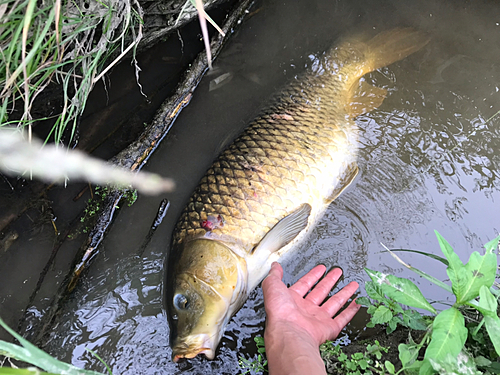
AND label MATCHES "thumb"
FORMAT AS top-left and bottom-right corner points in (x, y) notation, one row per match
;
(262, 262), (284, 292)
